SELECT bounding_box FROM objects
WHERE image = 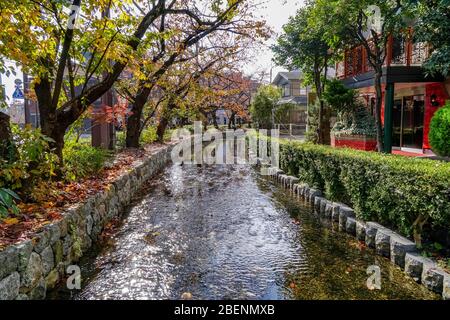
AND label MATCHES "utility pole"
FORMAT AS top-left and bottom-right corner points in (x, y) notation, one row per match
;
(0, 73), (4, 105)
(23, 72), (31, 125)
